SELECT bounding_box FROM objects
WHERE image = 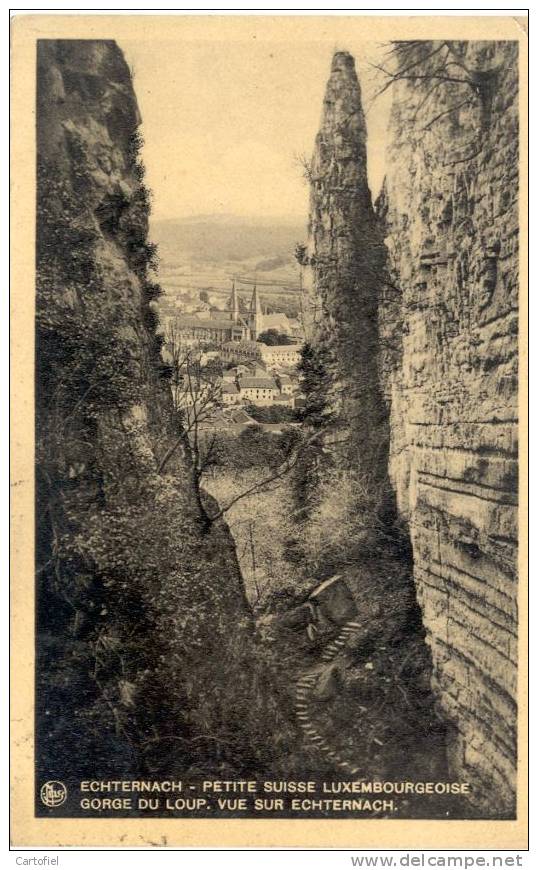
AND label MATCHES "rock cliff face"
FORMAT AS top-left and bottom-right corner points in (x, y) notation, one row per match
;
(378, 41), (519, 817)
(36, 40), (264, 782)
(306, 44), (519, 816)
(302, 52), (447, 795)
